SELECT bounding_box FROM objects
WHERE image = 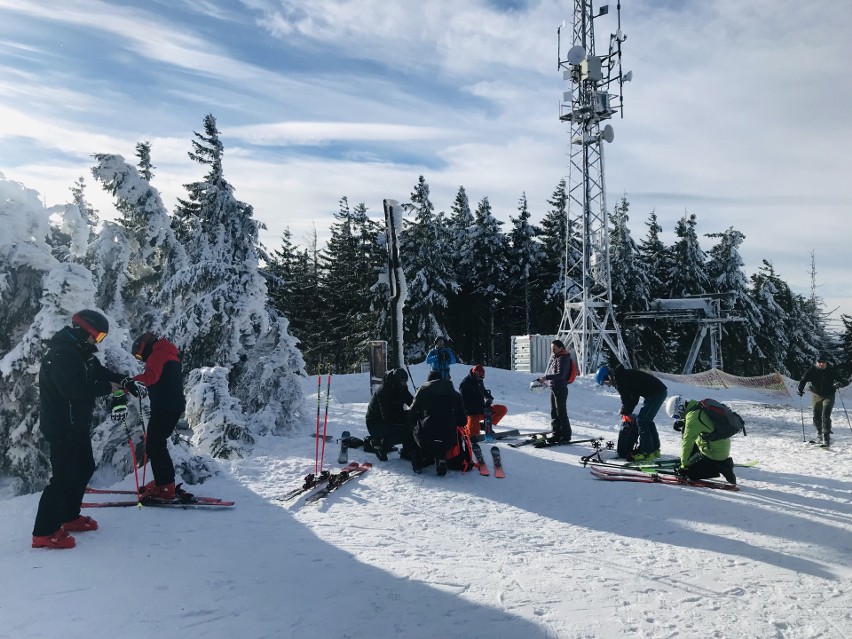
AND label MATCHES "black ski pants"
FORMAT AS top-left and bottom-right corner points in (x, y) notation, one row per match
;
(145, 409), (182, 486)
(33, 430), (95, 536)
